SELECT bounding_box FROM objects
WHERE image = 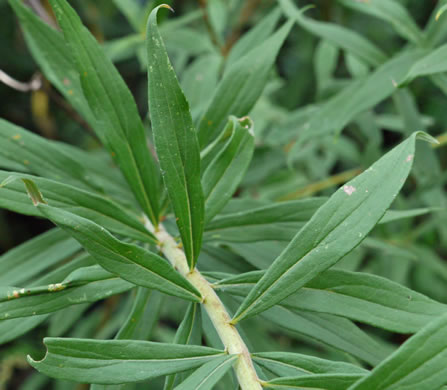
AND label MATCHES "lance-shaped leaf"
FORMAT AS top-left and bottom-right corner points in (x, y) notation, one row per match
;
(0, 265), (133, 320)
(264, 374), (364, 390)
(202, 116), (255, 222)
(279, 0), (387, 67)
(338, 0), (424, 45)
(225, 7), (282, 69)
(400, 43), (447, 85)
(174, 355), (237, 390)
(147, 5), (204, 268)
(232, 132), (436, 323)
(197, 19), (293, 148)
(218, 269), (447, 333)
(23, 180), (201, 302)
(8, 0), (96, 128)
(28, 338), (225, 384)
(0, 171), (155, 244)
(349, 313), (447, 390)
(252, 351), (367, 378)
(288, 49), (426, 161)
(204, 198), (325, 243)
(0, 228), (80, 286)
(48, 0), (160, 223)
